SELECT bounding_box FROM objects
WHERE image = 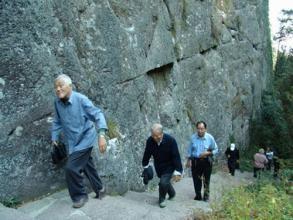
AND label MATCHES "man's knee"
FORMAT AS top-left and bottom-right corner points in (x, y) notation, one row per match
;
(66, 163), (79, 175)
(159, 178), (171, 188)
